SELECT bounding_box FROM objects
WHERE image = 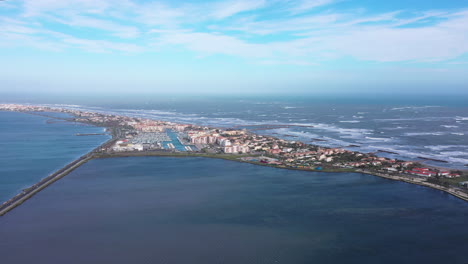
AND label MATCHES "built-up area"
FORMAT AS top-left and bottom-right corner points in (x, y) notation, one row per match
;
(1, 103), (466, 191)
